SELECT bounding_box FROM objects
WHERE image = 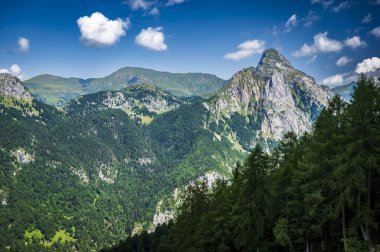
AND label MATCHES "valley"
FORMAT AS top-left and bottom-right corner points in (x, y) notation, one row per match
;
(1, 49), (379, 251)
